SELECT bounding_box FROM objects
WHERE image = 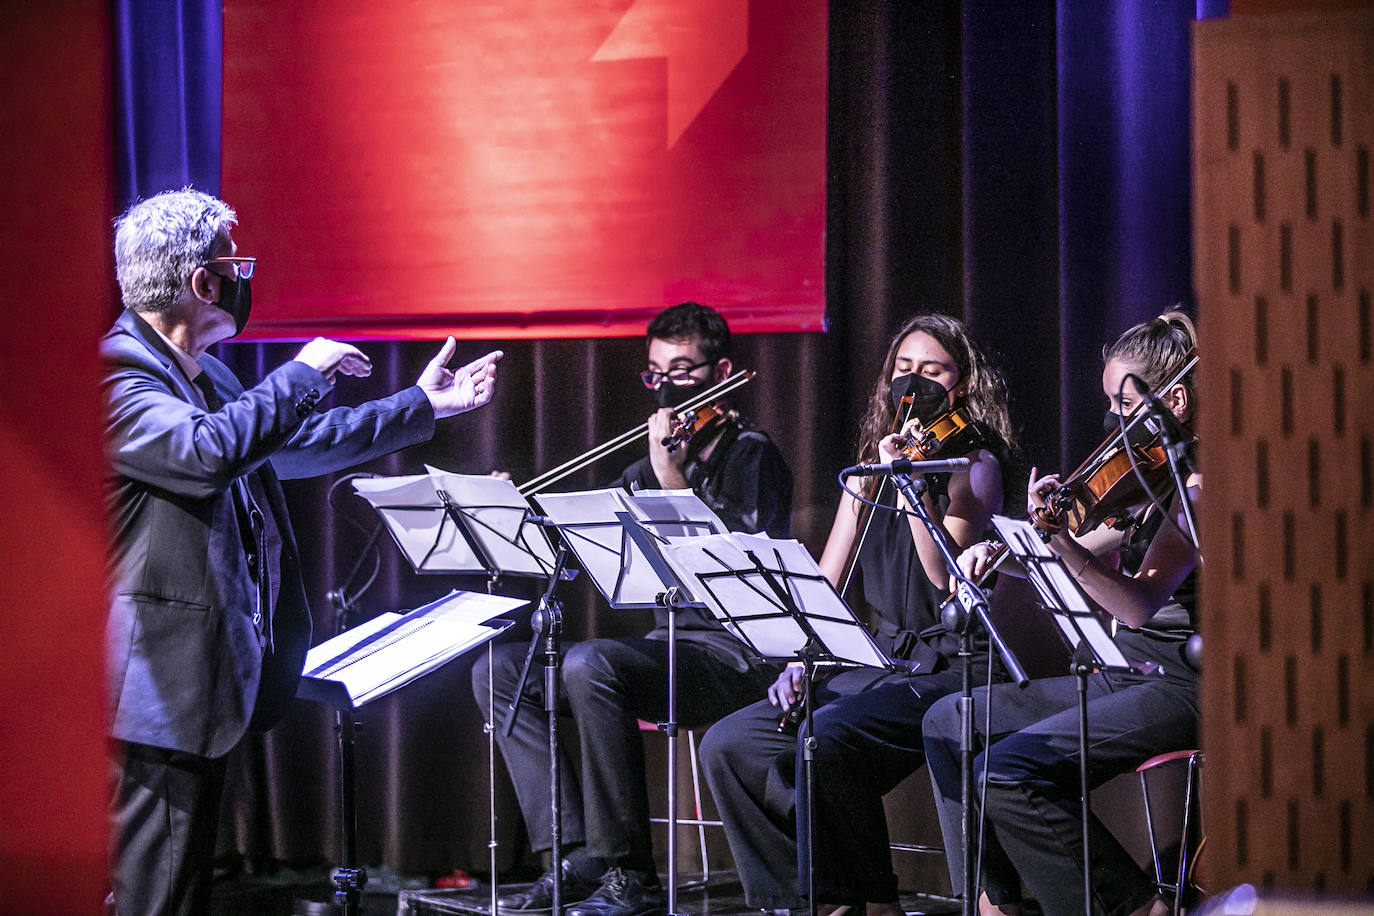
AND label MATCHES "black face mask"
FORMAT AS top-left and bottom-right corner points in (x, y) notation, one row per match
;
(890, 373), (951, 426)
(1104, 408), (1167, 449)
(654, 378), (705, 410)
(212, 273), (253, 337)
